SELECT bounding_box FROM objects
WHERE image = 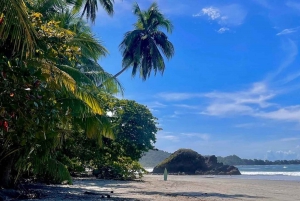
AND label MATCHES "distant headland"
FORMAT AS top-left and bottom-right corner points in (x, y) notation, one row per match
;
(139, 149), (300, 167)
